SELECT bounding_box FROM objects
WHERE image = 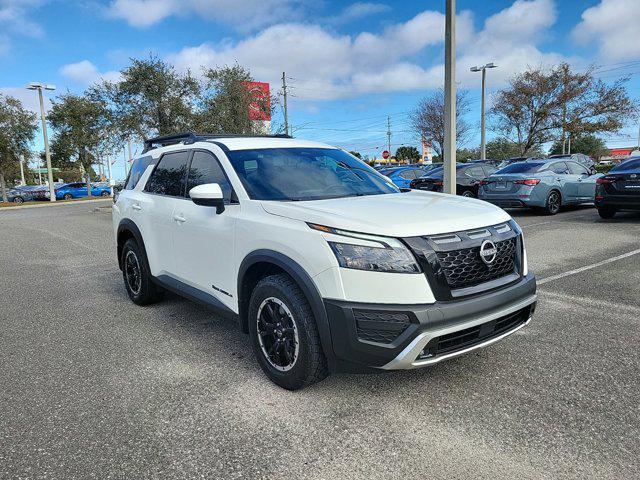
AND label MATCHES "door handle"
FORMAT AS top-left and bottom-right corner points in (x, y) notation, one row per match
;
(173, 215), (186, 223)
(132, 204), (142, 211)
